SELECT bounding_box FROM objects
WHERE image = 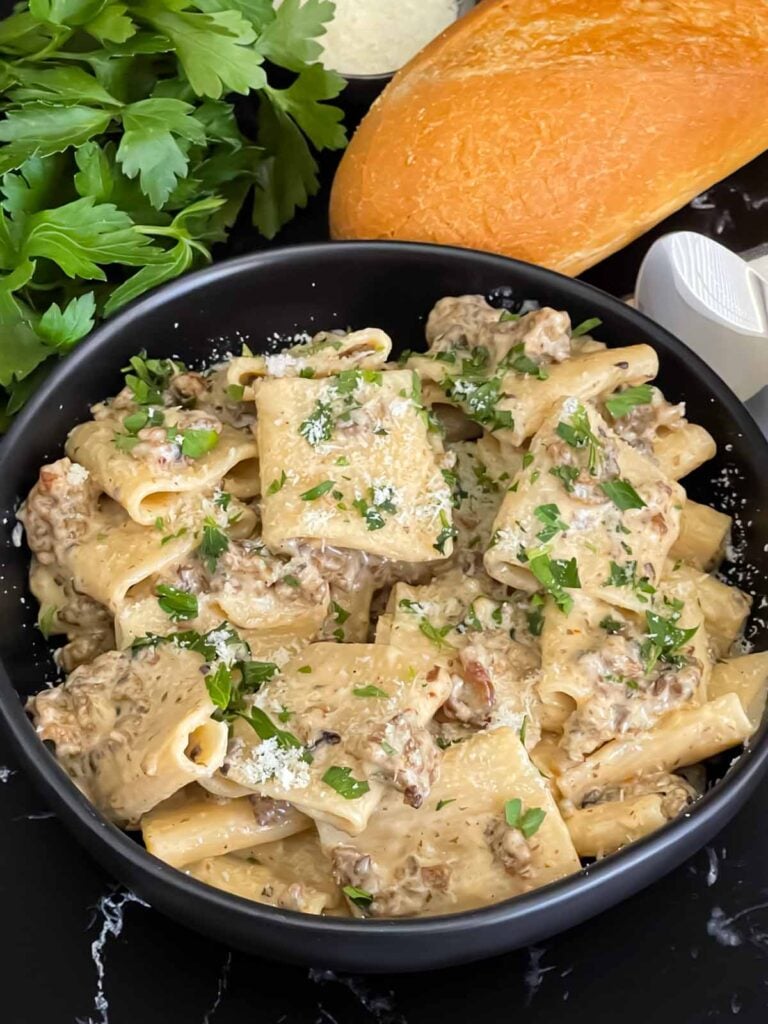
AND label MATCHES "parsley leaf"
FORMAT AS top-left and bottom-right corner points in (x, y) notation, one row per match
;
(549, 464), (580, 493)
(322, 765), (370, 800)
(242, 706), (304, 751)
(604, 384), (654, 419)
(528, 553), (580, 613)
(433, 509), (457, 555)
(571, 317), (602, 338)
(555, 404), (602, 475)
(533, 503), (568, 543)
(353, 685), (389, 698)
(600, 478), (646, 511)
(300, 479), (335, 501)
(181, 428), (220, 459)
(156, 583), (198, 621)
(640, 610), (699, 673)
(342, 884), (373, 908)
(267, 469), (287, 494)
(200, 516), (229, 573)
